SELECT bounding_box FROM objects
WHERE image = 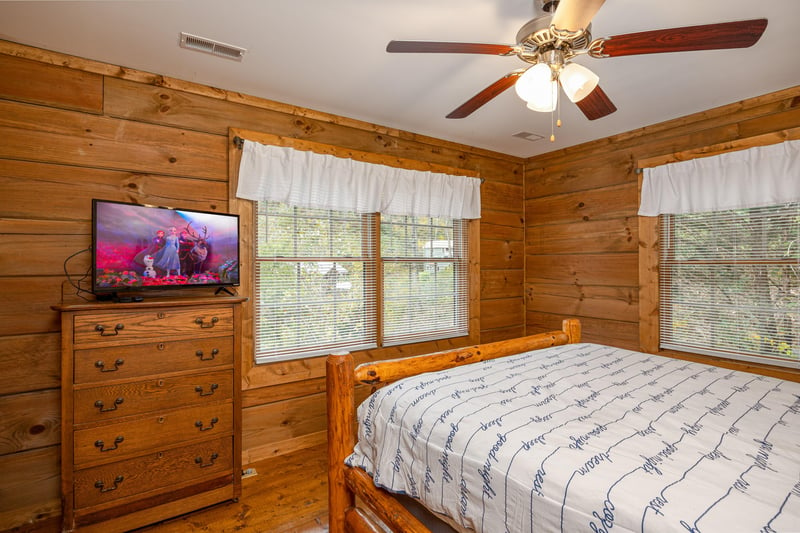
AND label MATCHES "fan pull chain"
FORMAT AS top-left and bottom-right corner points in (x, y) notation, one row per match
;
(550, 85), (561, 142)
(557, 88), (562, 128)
